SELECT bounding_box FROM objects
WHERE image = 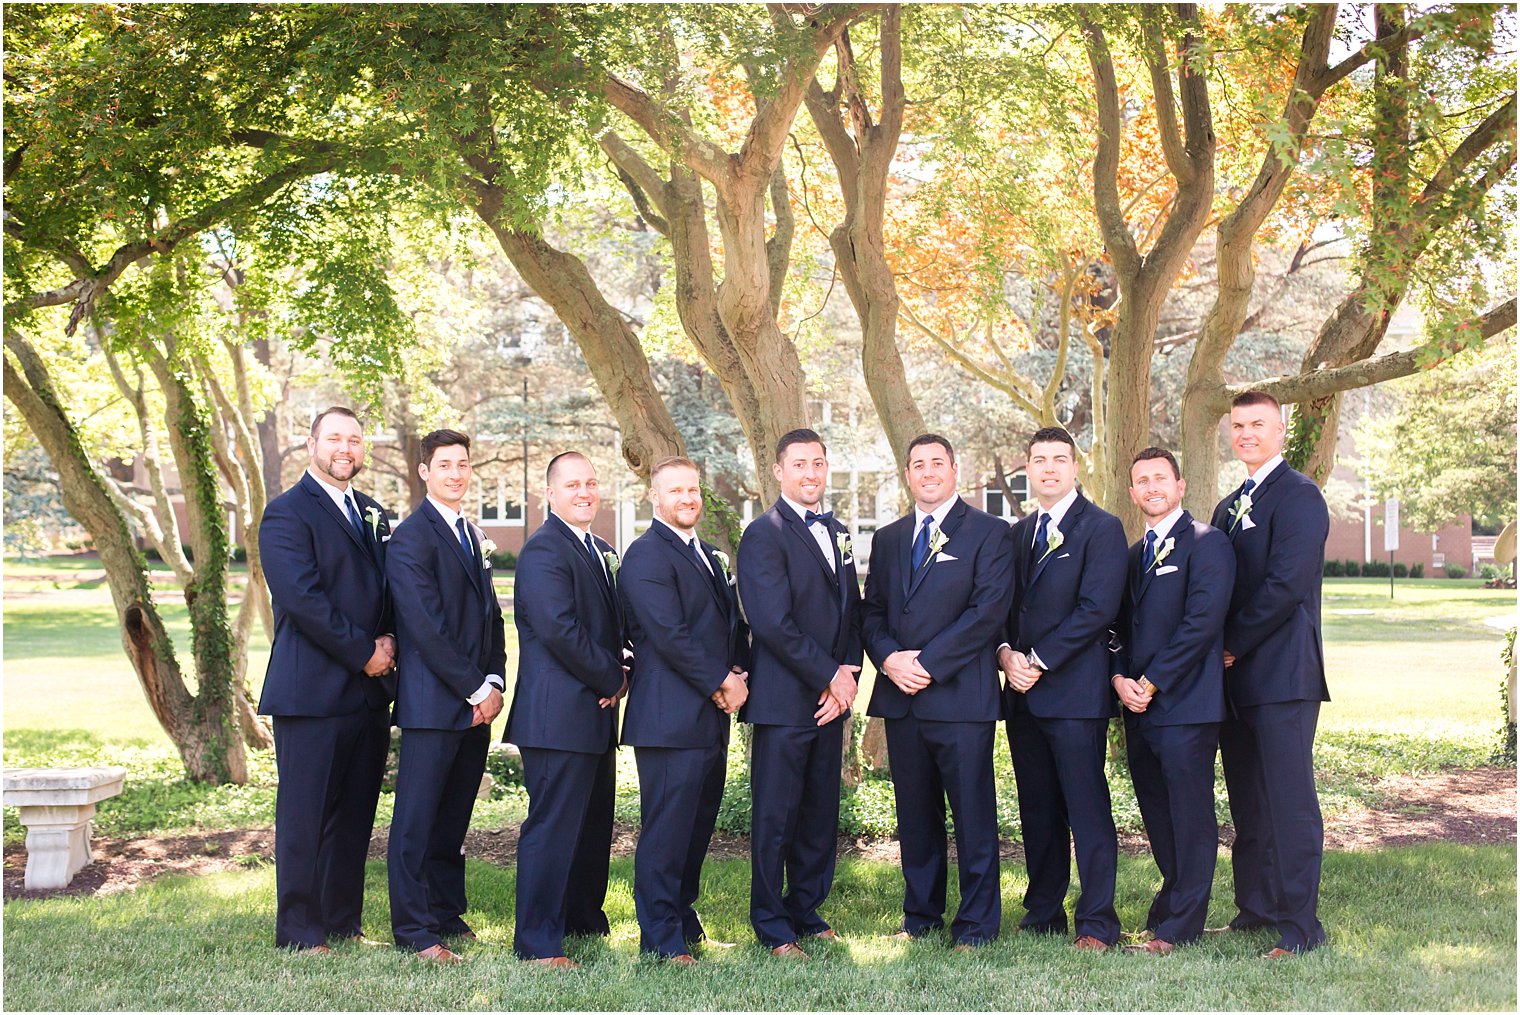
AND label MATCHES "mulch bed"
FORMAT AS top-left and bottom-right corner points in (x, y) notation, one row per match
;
(6, 766), (1513, 902)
